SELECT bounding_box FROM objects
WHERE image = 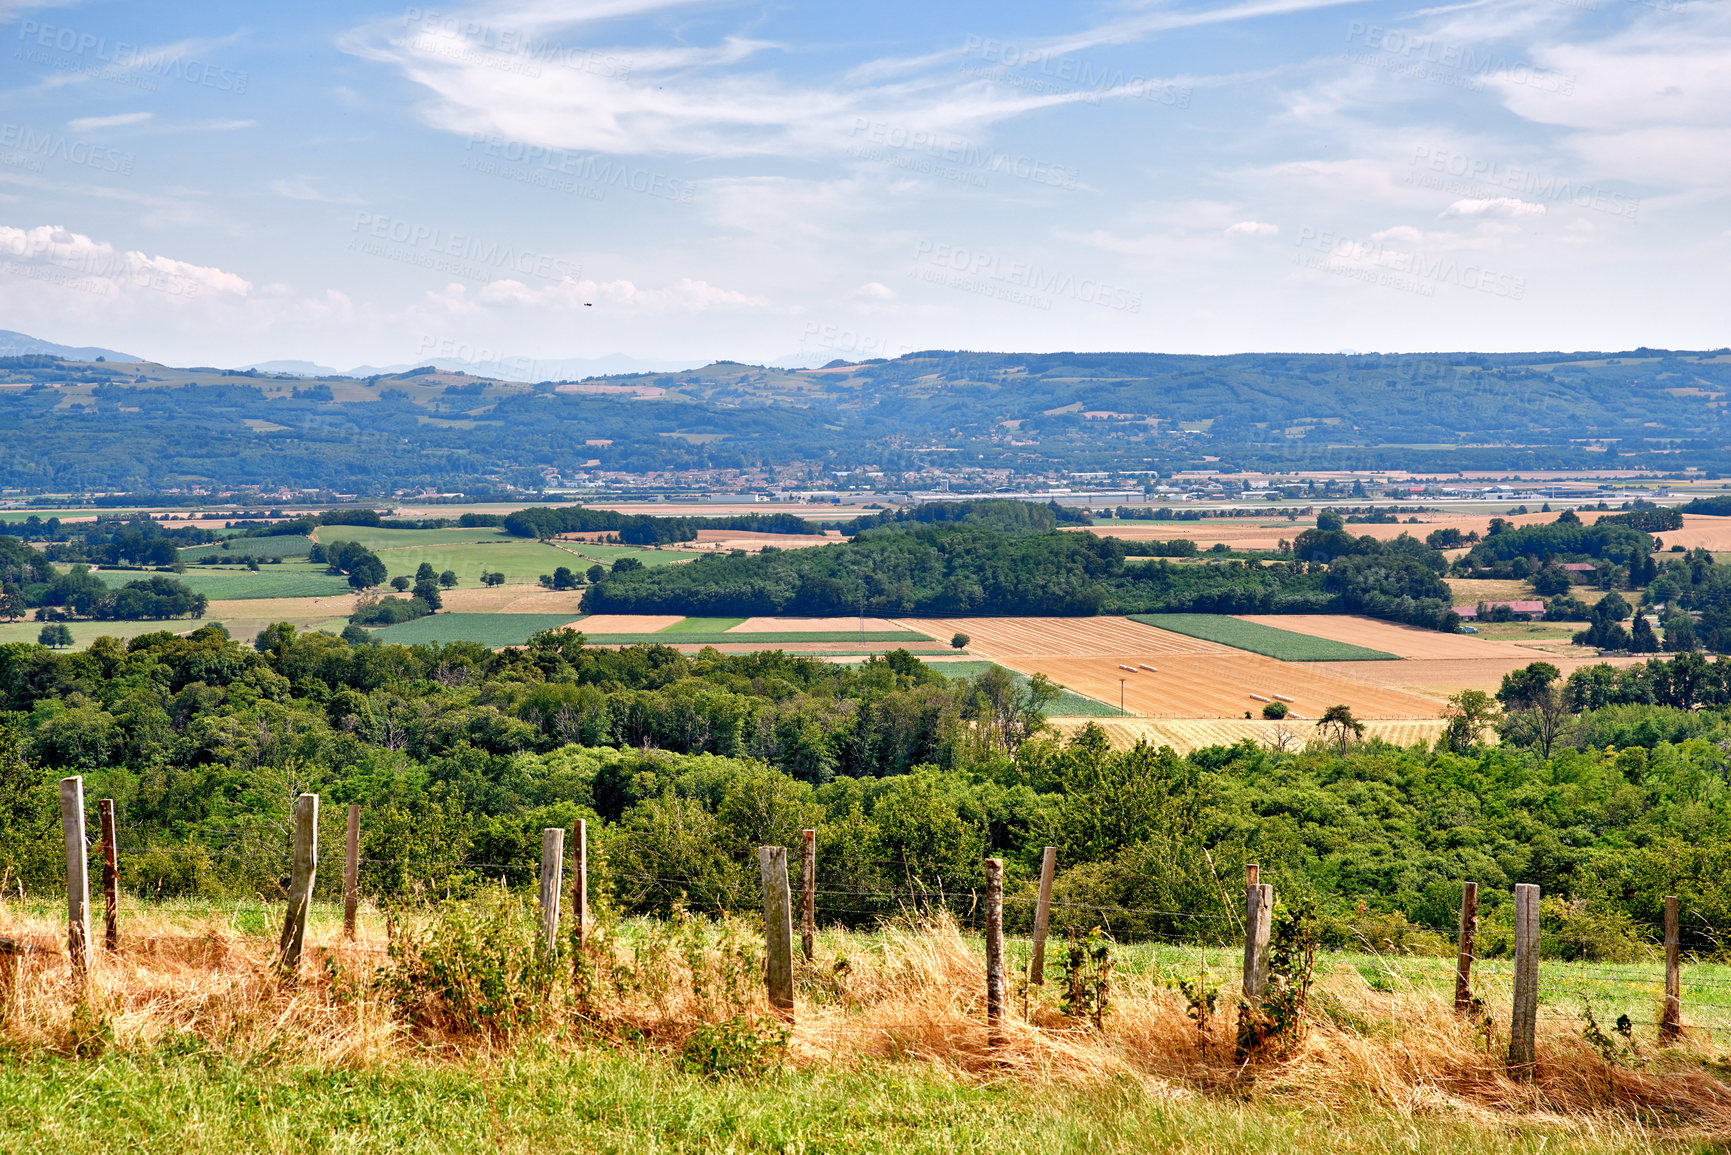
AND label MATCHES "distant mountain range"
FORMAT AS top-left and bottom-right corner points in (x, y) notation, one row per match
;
(241, 353), (709, 381)
(0, 329), (138, 362)
(3, 331), (1731, 493)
